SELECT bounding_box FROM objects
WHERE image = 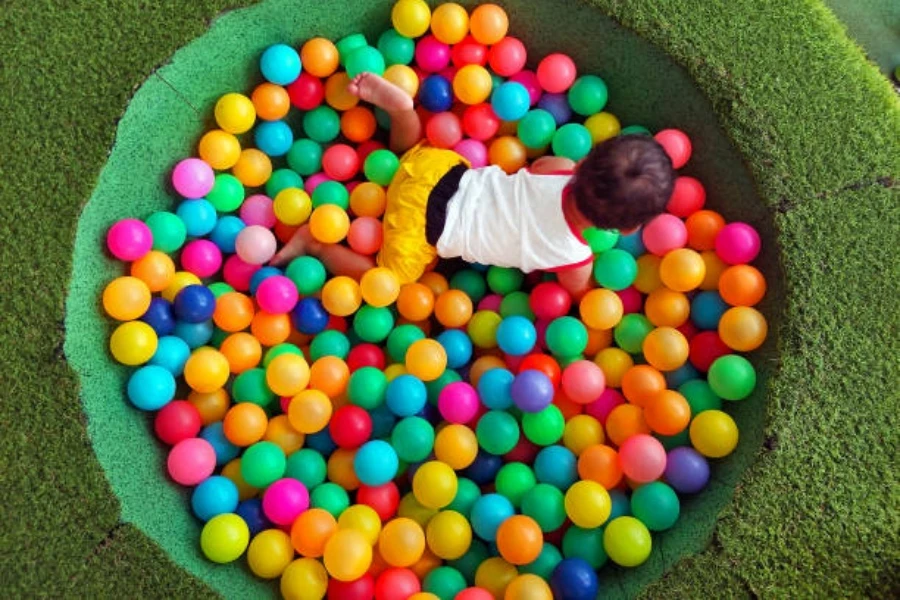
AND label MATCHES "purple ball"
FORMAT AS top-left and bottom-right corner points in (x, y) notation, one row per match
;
(511, 369), (555, 413)
(664, 446), (710, 494)
(537, 92), (573, 126)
